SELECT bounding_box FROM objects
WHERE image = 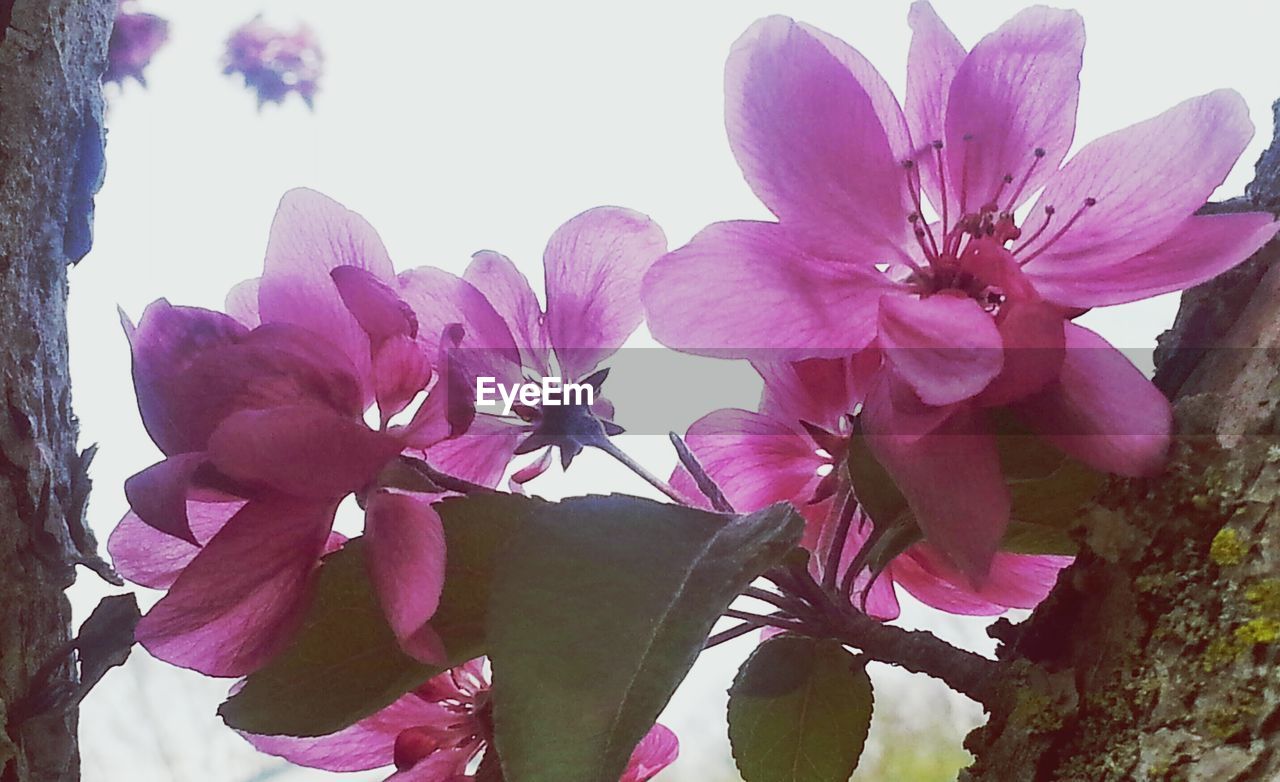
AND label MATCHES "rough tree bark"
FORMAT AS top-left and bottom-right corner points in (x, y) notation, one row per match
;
(962, 102), (1280, 781)
(0, 1), (113, 780)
